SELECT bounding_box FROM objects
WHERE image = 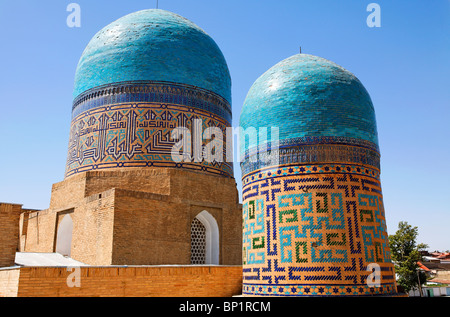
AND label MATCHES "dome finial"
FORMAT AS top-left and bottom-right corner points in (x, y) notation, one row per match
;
(299, 46), (302, 54)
